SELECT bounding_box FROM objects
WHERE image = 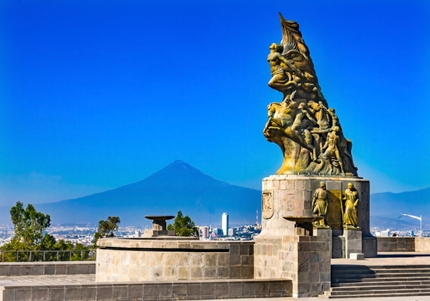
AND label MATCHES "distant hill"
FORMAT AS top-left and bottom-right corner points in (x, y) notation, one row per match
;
(0, 162), (428, 230)
(370, 187), (430, 229)
(0, 161), (261, 226)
